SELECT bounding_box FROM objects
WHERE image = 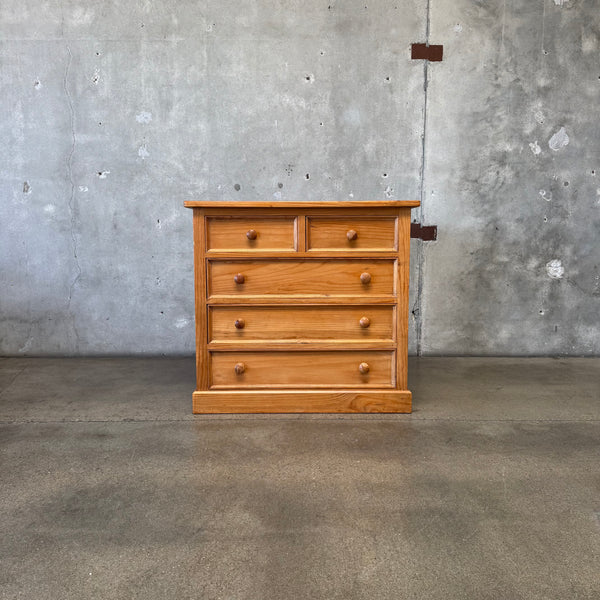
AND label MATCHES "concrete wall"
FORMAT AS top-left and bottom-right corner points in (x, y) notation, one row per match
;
(1, 1), (598, 356)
